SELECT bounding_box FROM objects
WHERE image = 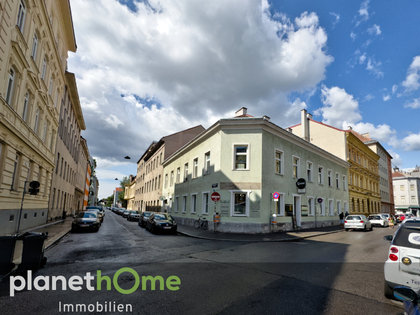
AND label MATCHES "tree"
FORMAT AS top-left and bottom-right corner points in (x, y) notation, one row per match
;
(118, 176), (130, 208)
